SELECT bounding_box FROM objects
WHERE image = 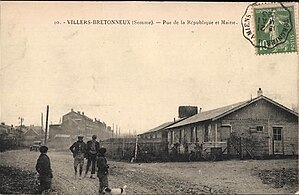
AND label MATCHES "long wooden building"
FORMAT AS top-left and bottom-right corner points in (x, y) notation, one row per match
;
(139, 89), (298, 159)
